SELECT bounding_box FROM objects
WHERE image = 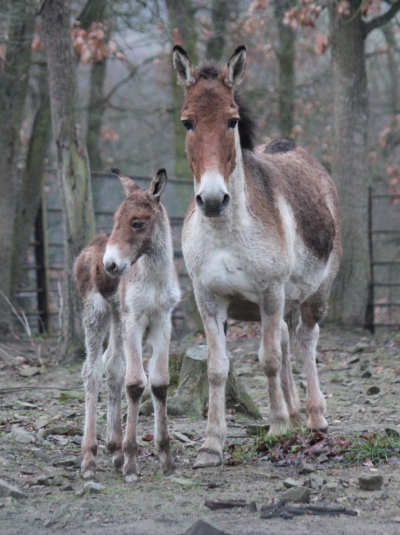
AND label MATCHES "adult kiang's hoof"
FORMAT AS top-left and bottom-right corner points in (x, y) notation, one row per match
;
(193, 448), (222, 469)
